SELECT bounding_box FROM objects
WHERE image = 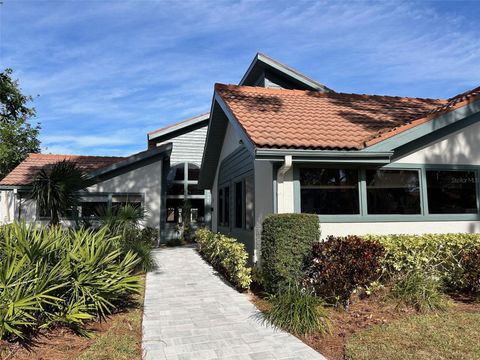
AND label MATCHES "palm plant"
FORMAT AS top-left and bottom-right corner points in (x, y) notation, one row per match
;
(30, 160), (87, 226)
